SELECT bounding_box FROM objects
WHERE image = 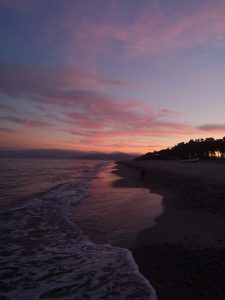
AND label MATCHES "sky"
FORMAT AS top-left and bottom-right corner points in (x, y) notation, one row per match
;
(1, 0), (225, 154)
